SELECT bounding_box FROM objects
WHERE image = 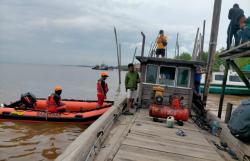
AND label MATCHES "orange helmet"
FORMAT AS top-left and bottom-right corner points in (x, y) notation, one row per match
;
(55, 85), (62, 91)
(101, 72), (109, 77)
